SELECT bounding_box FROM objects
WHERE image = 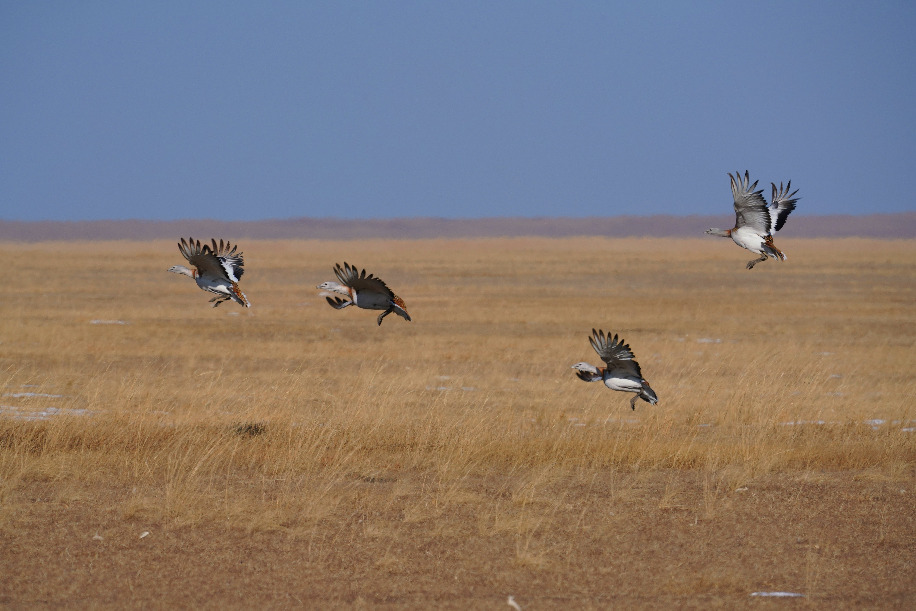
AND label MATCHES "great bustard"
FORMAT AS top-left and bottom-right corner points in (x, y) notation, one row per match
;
(571, 329), (658, 410)
(167, 237), (250, 308)
(706, 170), (800, 269)
(317, 262), (410, 326)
